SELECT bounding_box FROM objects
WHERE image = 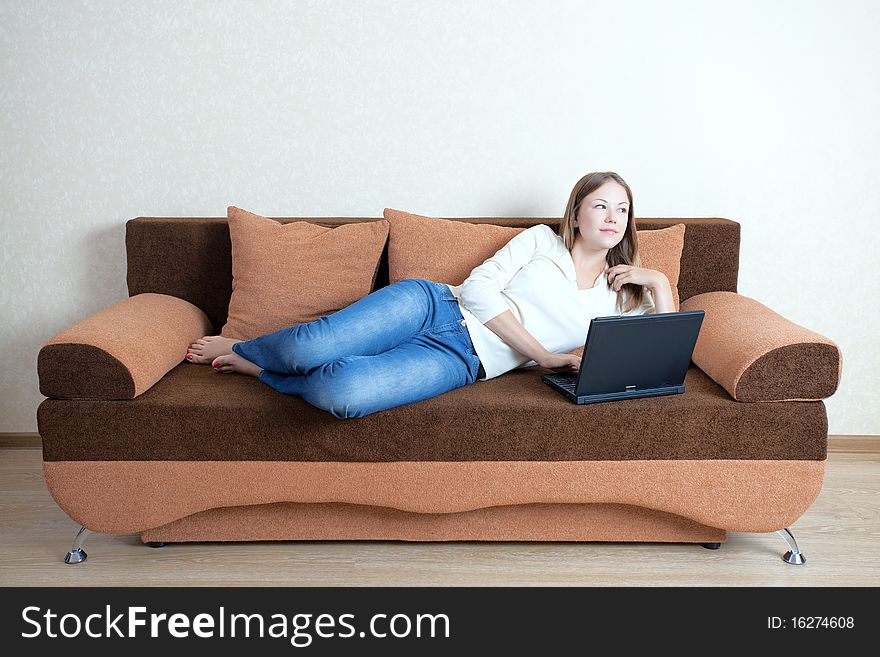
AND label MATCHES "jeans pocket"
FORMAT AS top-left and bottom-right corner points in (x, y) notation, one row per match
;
(428, 320), (466, 337)
(432, 281), (456, 301)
